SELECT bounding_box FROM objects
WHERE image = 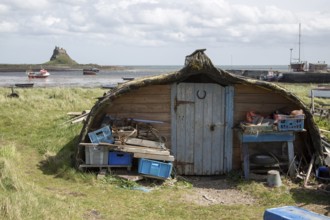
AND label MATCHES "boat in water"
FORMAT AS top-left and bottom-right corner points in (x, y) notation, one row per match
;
(26, 69), (50, 79)
(259, 70), (283, 82)
(83, 68), (99, 75)
(14, 83), (34, 88)
(122, 77), (135, 81)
